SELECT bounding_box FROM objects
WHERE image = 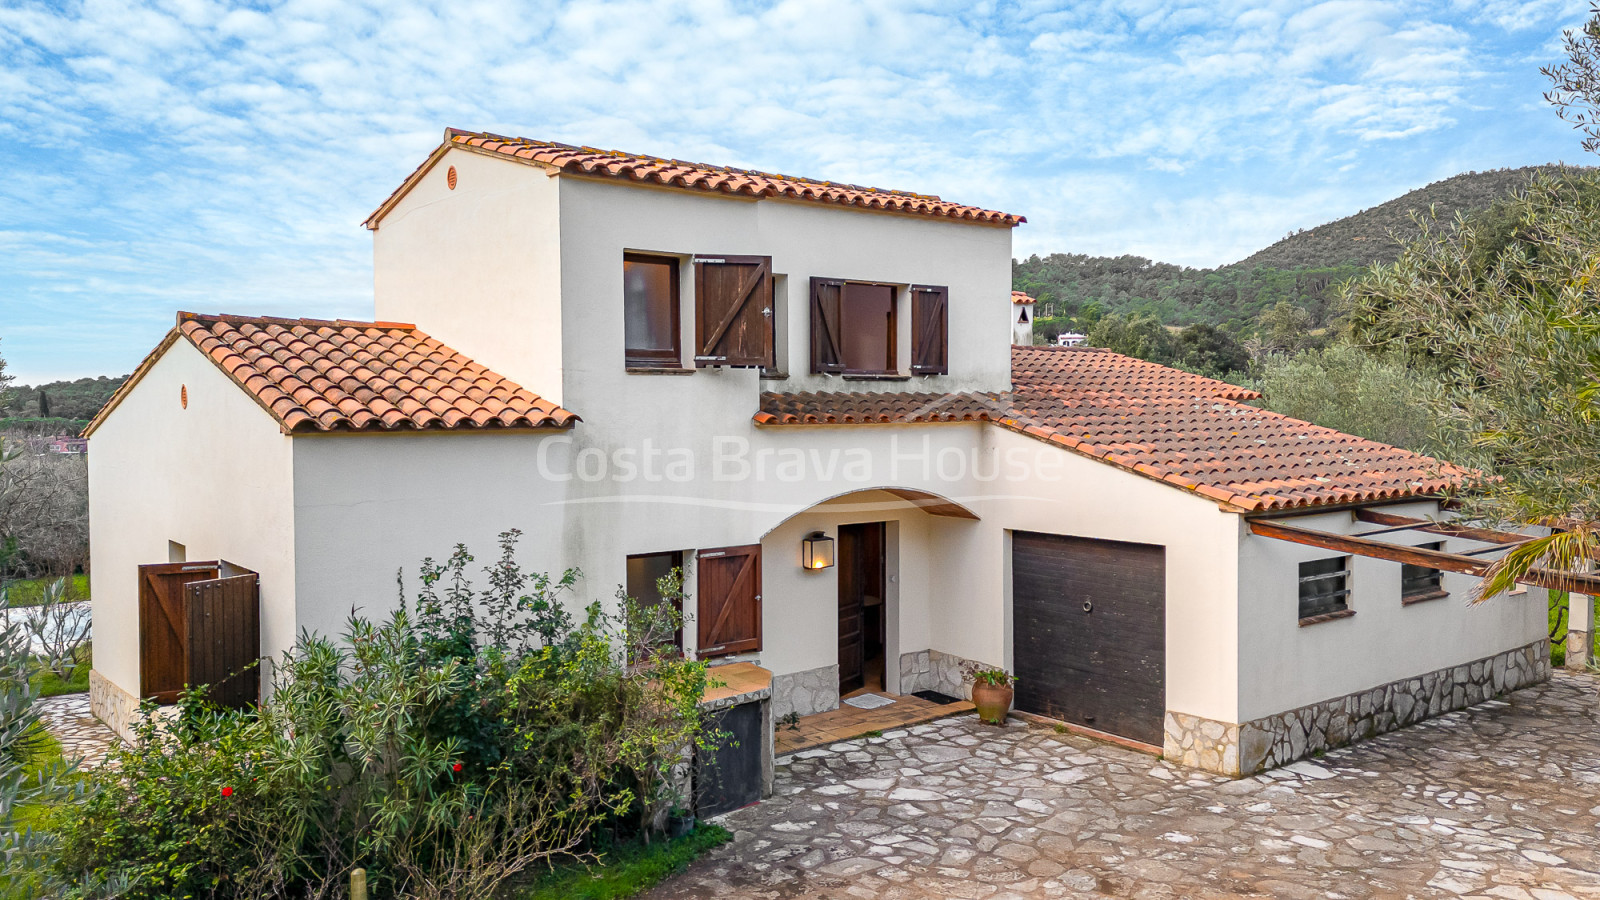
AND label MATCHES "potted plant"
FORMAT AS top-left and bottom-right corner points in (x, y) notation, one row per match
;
(963, 663), (1017, 725)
